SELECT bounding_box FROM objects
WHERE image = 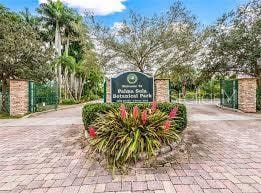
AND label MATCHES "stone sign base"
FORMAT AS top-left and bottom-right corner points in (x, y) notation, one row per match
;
(105, 78), (170, 103)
